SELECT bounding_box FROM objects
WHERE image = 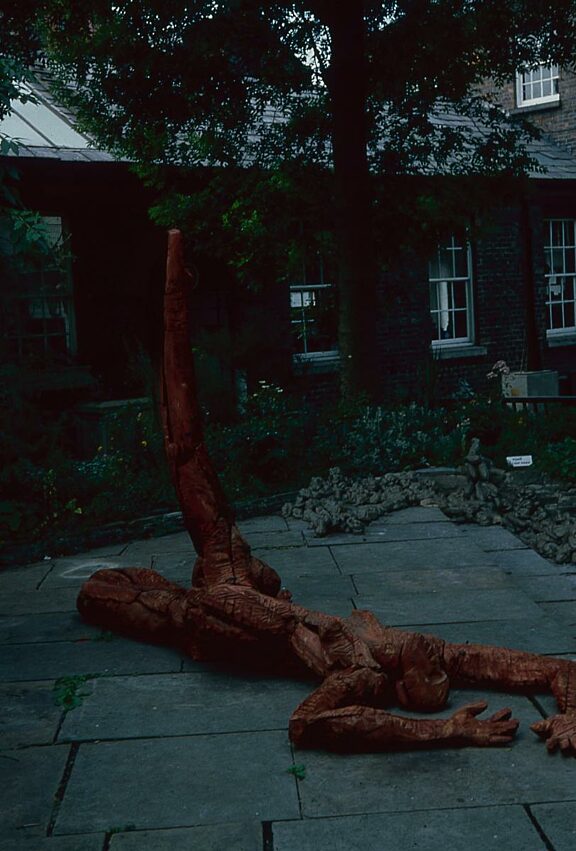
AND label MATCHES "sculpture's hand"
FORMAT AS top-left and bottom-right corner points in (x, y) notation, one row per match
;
(443, 701), (518, 747)
(531, 713), (576, 755)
